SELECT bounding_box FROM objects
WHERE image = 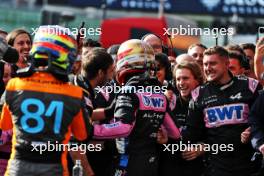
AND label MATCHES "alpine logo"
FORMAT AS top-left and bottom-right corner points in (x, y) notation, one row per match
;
(230, 92), (242, 100)
(200, 0), (221, 11)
